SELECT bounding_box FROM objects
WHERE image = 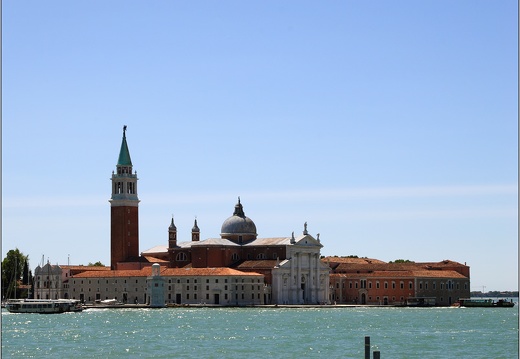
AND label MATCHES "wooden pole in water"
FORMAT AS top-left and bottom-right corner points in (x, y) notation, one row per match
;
(373, 350), (380, 359)
(365, 336), (370, 359)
